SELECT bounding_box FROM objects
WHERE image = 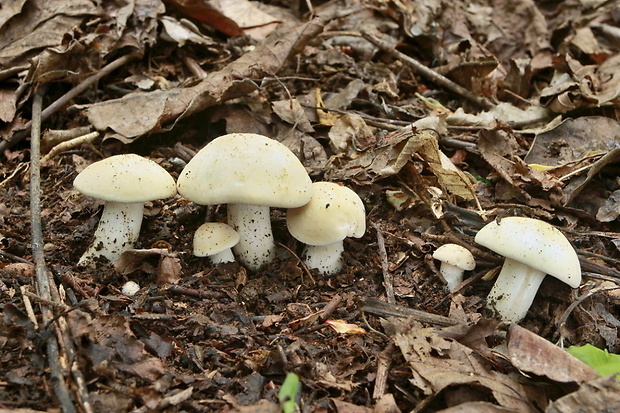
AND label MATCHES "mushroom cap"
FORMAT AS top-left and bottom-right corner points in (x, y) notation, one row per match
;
(287, 182), (366, 246)
(74, 154), (176, 203)
(433, 244), (475, 270)
(177, 133), (313, 208)
(193, 222), (240, 256)
(474, 217), (581, 288)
